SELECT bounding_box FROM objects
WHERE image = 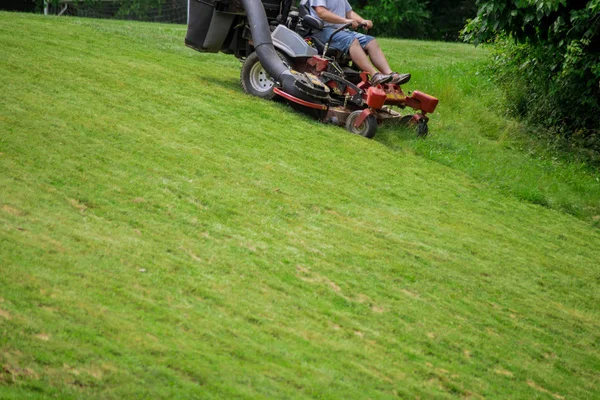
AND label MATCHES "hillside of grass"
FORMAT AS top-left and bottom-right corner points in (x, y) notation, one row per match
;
(1, 12), (599, 399)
